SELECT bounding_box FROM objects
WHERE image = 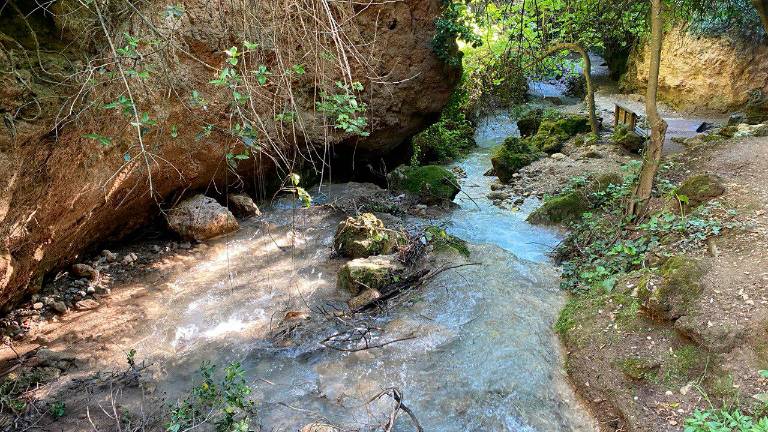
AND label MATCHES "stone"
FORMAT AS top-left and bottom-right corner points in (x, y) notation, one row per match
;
(101, 250), (118, 262)
(333, 213), (405, 259)
(491, 137), (541, 183)
(337, 255), (405, 295)
(673, 174), (725, 212)
(227, 193), (261, 218)
(71, 263), (99, 280)
(74, 299), (99, 311)
(36, 348), (74, 367)
(122, 252), (138, 265)
(51, 301), (67, 315)
(300, 423), (339, 432)
(487, 191), (509, 201)
(728, 112), (746, 126)
(166, 194), (239, 241)
(347, 288), (382, 310)
(527, 173), (623, 225)
(551, 152), (566, 160)
(32, 302), (43, 310)
(613, 124), (645, 153)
